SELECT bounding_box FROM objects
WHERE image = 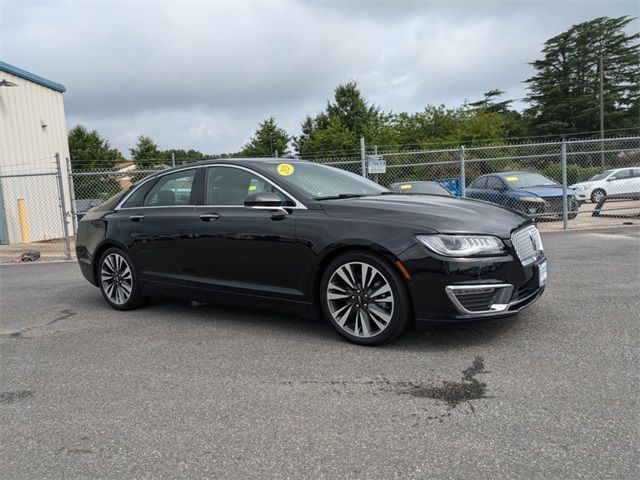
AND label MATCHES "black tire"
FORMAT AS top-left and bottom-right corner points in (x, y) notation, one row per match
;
(98, 247), (146, 311)
(319, 251), (411, 346)
(591, 189), (606, 203)
(568, 200), (580, 219)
